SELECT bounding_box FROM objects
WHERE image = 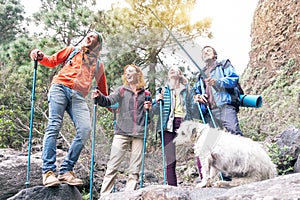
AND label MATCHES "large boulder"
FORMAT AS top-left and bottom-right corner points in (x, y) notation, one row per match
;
(0, 148), (43, 199)
(99, 173), (300, 200)
(0, 148), (88, 199)
(7, 184), (82, 200)
(274, 126), (300, 172)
